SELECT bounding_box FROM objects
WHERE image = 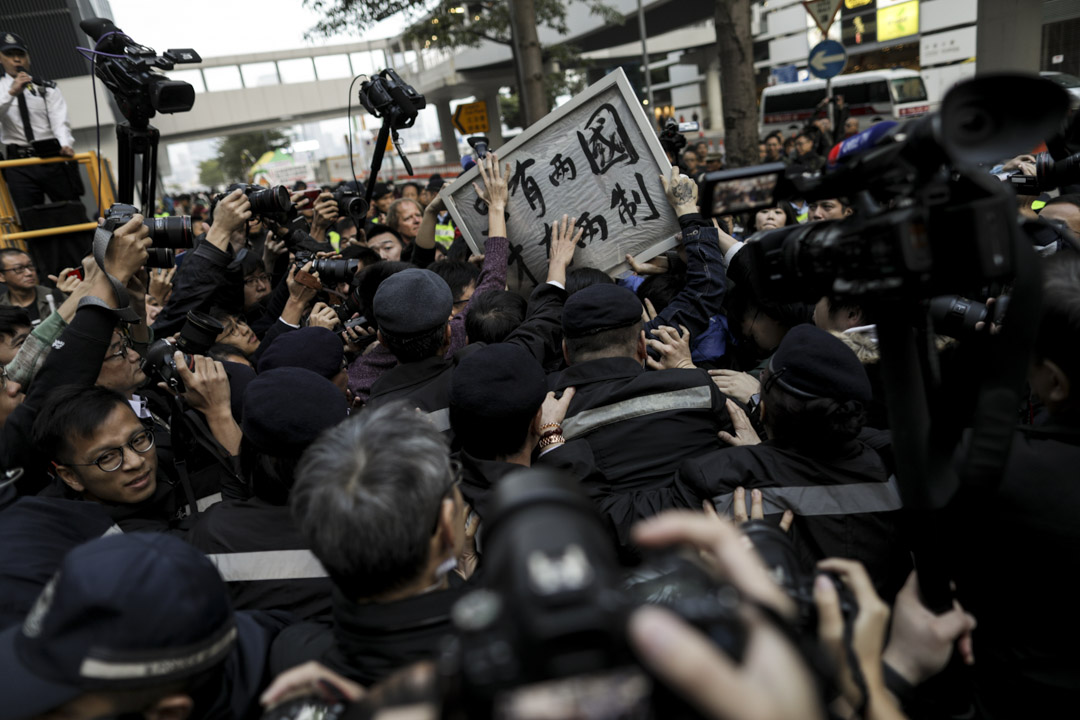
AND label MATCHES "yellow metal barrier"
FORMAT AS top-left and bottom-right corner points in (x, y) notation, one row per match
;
(0, 152), (115, 251)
